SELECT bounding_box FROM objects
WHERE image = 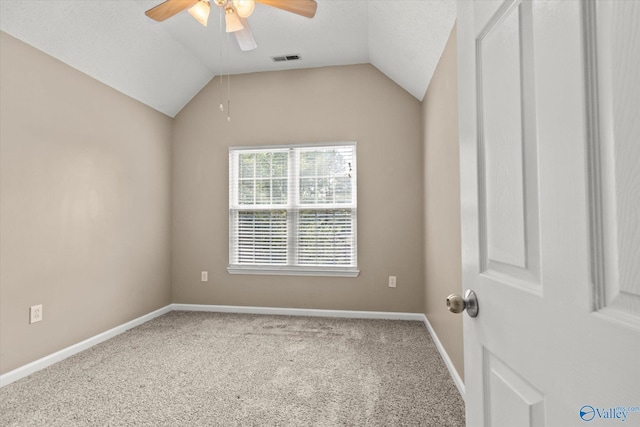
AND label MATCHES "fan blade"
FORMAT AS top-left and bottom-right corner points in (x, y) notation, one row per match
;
(234, 18), (257, 51)
(145, 0), (199, 22)
(255, 0), (317, 18)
